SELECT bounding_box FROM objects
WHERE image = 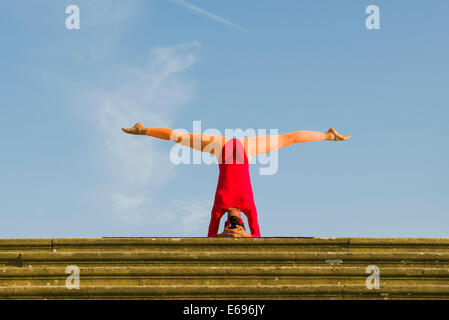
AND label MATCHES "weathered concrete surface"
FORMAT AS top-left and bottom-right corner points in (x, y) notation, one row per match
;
(0, 238), (449, 299)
